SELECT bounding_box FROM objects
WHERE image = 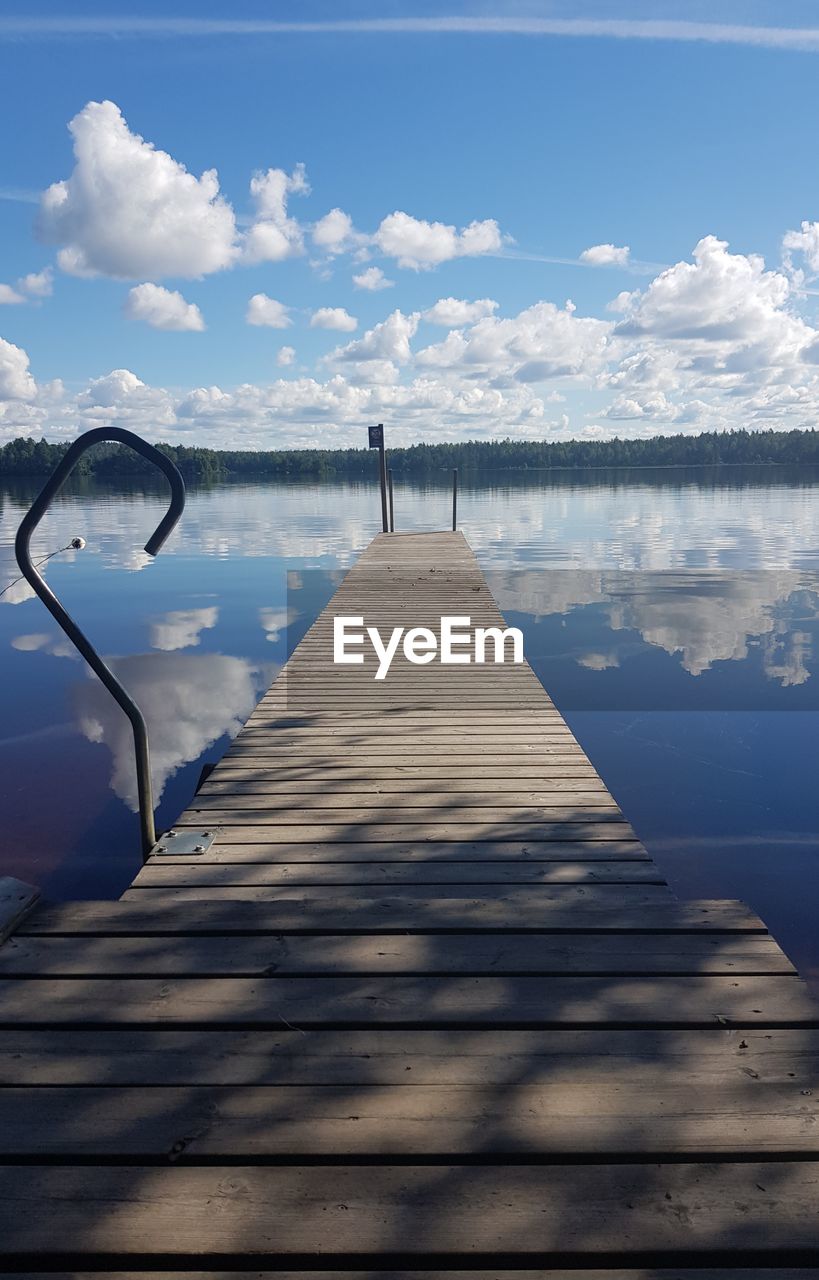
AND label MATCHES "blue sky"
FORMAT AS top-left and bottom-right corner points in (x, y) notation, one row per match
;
(3, 2), (819, 448)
